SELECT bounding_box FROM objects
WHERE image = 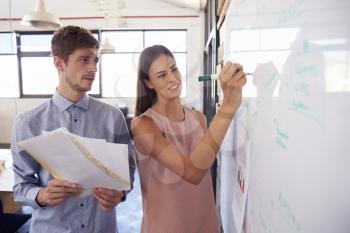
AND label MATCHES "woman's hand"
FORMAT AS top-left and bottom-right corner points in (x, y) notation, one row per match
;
(218, 61), (247, 113)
